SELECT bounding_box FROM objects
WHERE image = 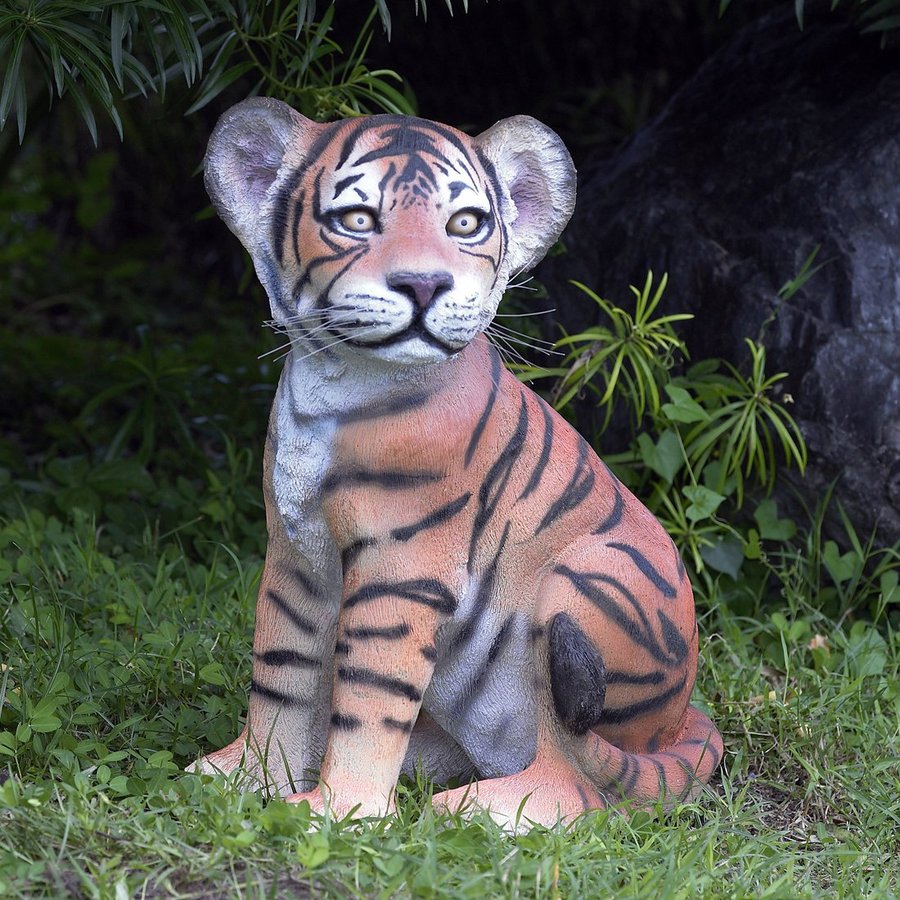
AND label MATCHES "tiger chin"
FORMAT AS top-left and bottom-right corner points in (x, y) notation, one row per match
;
(194, 97), (722, 831)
